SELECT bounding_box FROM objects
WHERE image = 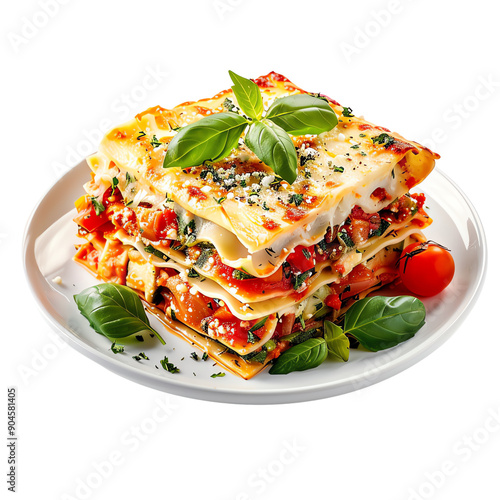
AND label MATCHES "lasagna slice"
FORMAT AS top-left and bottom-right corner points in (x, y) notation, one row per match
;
(73, 72), (438, 379)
